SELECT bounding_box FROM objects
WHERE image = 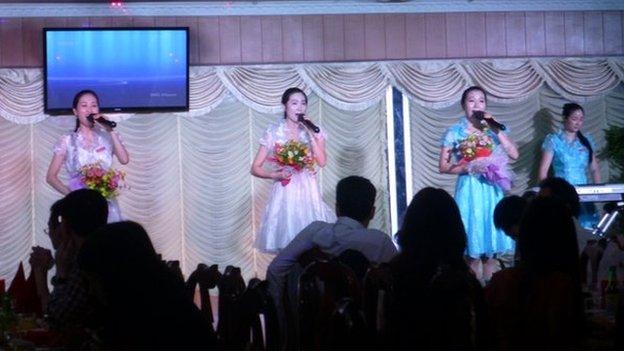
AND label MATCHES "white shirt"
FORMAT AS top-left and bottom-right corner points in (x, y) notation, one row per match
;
(266, 216), (397, 306)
